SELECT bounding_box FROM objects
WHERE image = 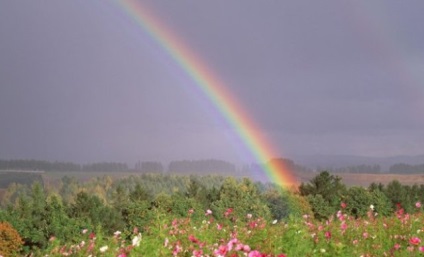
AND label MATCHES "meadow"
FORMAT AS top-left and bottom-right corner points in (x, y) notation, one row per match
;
(38, 205), (424, 256)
